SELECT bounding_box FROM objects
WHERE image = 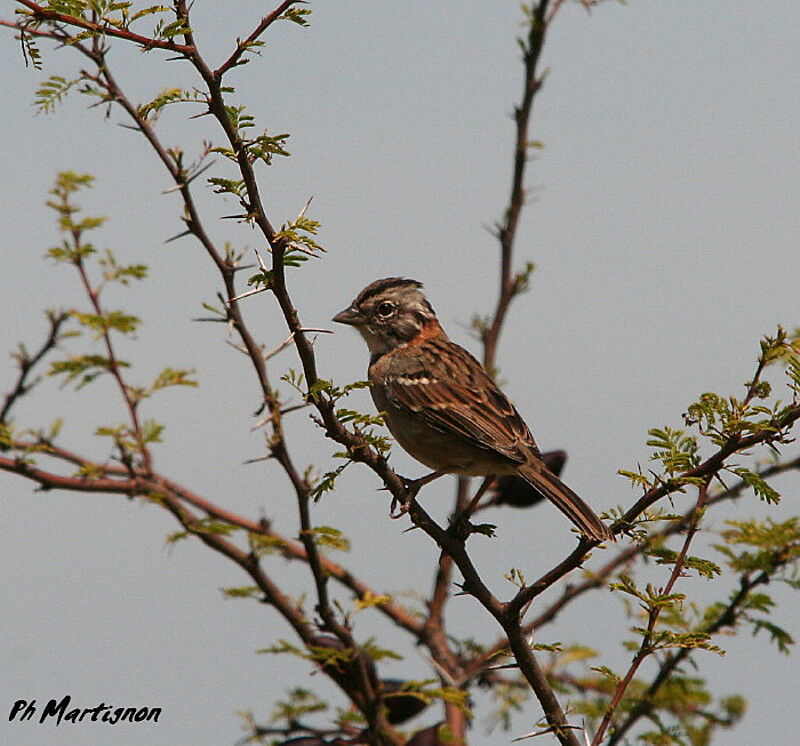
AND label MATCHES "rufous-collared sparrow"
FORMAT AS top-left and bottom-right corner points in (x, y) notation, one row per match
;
(333, 278), (611, 541)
